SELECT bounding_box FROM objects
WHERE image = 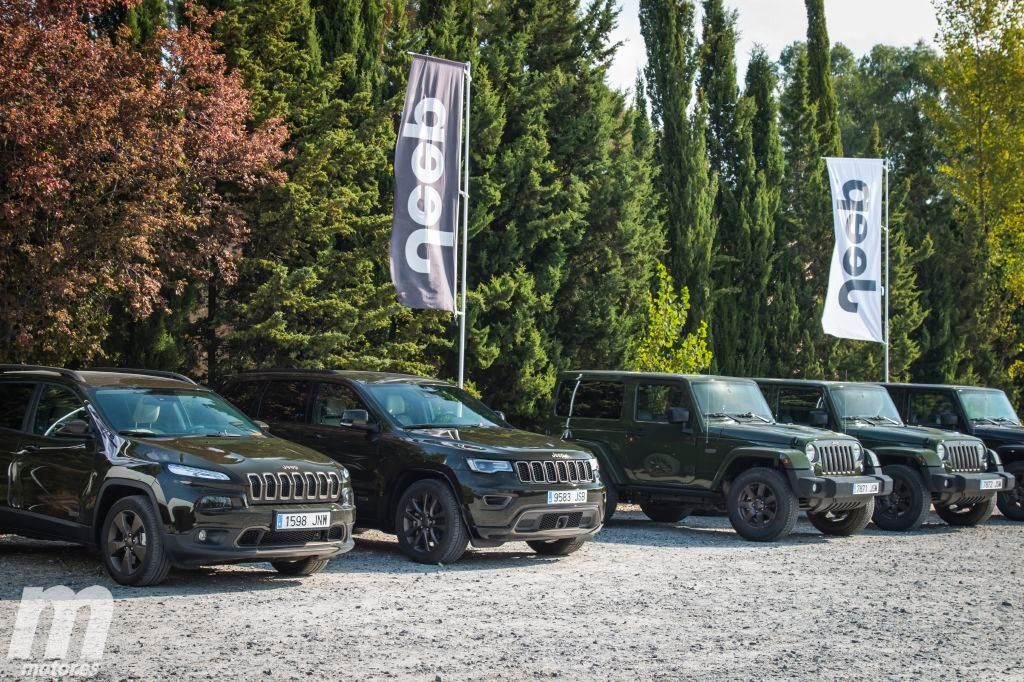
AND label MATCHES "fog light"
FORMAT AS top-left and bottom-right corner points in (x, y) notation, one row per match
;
(812, 483), (820, 493)
(197, 530), (208, 543)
